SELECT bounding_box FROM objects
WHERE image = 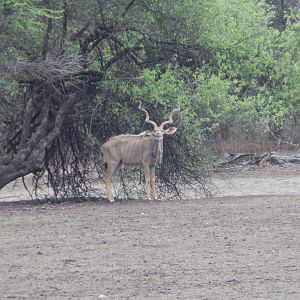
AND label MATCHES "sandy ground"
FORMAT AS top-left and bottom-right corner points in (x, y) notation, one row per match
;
(2, 164), (300, 201)
(0, 165), (300, 299)
(212, 164), (300, 197)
